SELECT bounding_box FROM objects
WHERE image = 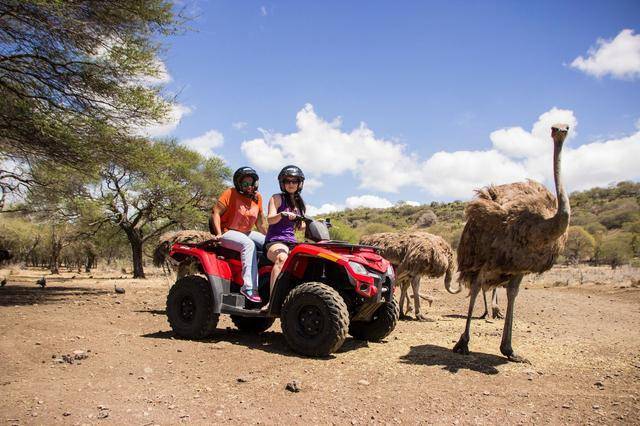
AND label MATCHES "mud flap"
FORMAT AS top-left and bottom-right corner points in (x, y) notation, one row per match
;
(207, 274), (230, 314)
